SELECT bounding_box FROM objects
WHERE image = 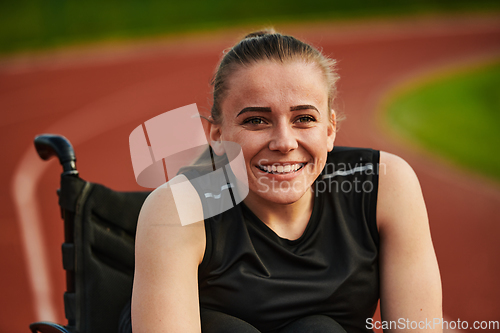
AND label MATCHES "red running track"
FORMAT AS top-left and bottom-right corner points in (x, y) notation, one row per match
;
(0, 15), (499, 333)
